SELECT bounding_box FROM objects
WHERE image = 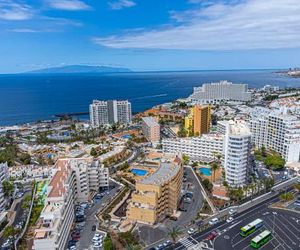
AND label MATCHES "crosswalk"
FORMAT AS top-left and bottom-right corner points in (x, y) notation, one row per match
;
(179, 237), (214, 250)
(179, 238), (195, 248)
